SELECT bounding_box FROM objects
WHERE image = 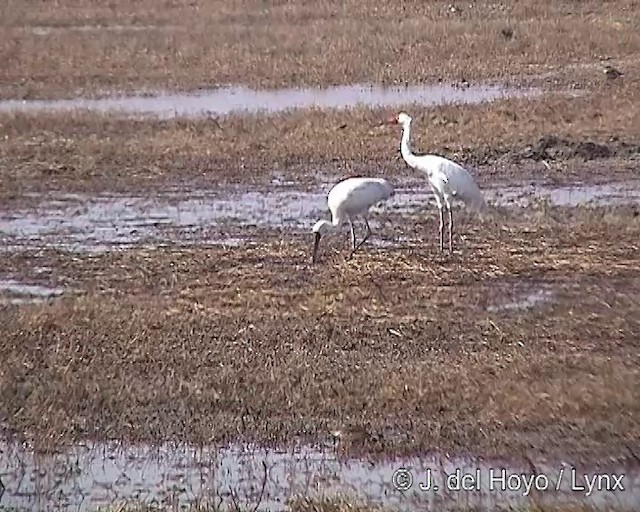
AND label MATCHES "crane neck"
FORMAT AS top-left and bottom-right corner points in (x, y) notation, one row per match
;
(400, 122), (419, 168)
(314, 216), (342, 234)
(329, 214), (344, 228)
